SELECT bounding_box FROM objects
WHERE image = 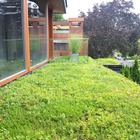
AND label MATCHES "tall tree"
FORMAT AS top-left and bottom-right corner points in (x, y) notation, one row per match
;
(79, 0), (140, 58)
